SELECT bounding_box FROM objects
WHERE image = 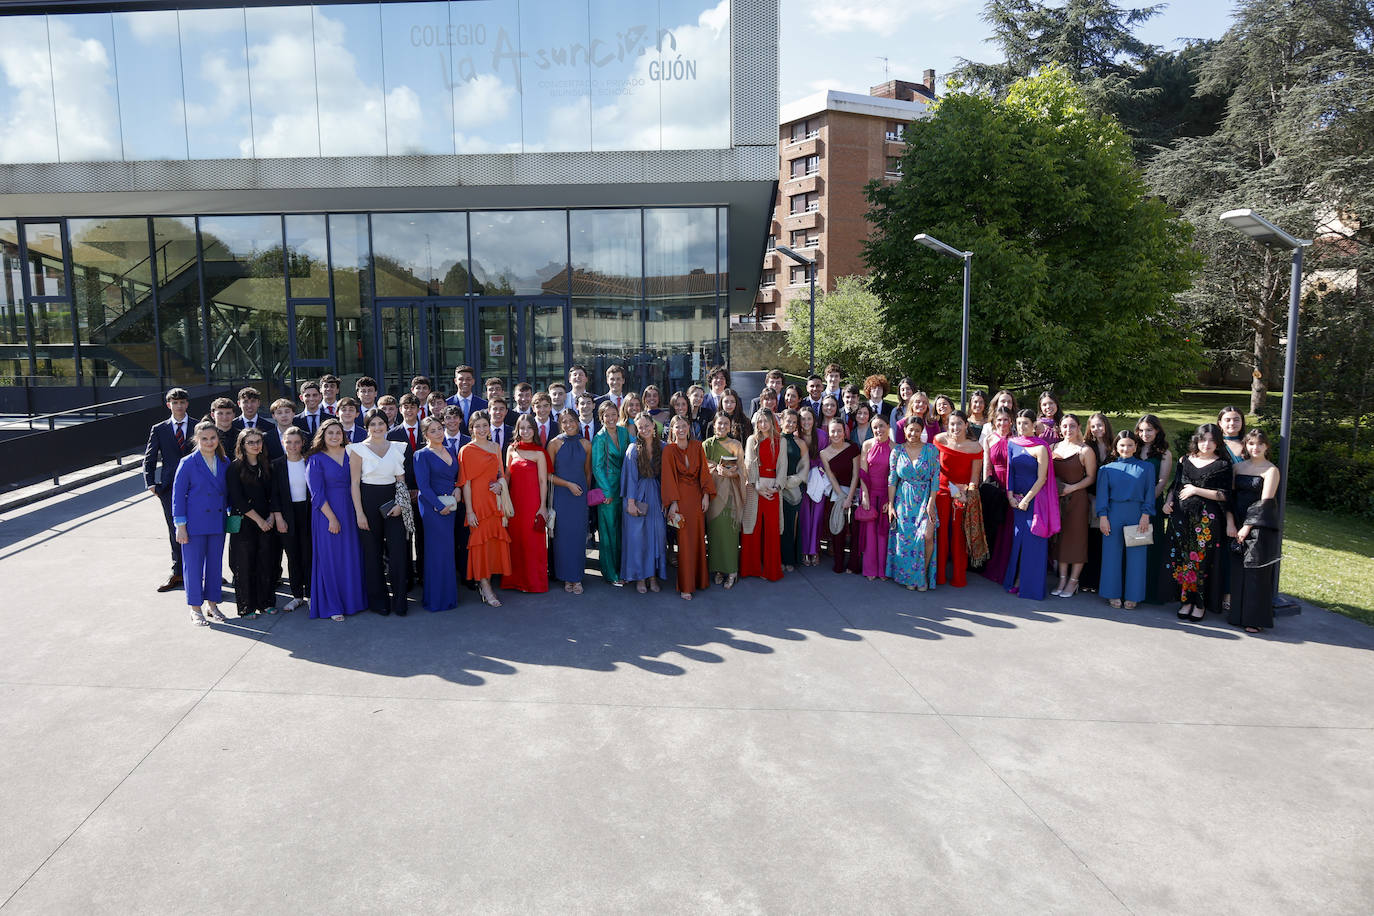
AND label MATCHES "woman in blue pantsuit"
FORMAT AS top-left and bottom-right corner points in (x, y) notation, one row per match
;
(1094, 430), (1156, 609)
(172, 421), (230, 627)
